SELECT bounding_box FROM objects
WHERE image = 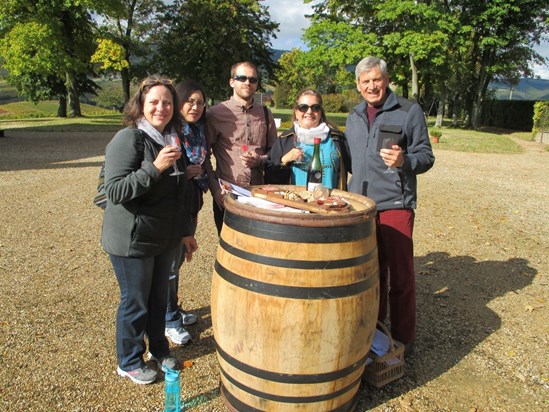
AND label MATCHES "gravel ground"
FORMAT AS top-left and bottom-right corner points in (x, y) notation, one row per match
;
(0, 130), (547, 411)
